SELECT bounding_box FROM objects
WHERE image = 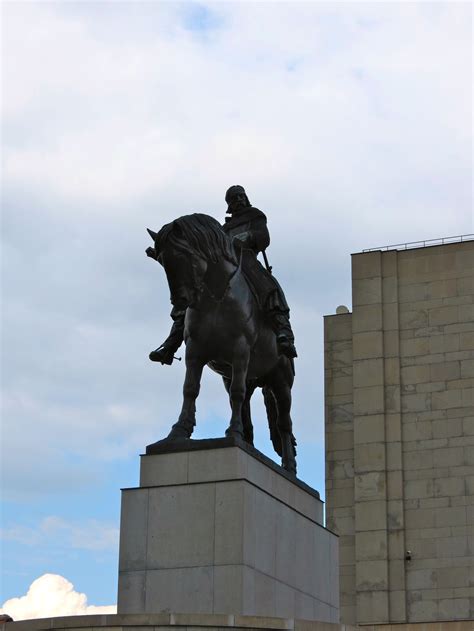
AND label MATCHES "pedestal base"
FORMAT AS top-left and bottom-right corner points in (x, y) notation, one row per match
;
(118, 438), (339, 622)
